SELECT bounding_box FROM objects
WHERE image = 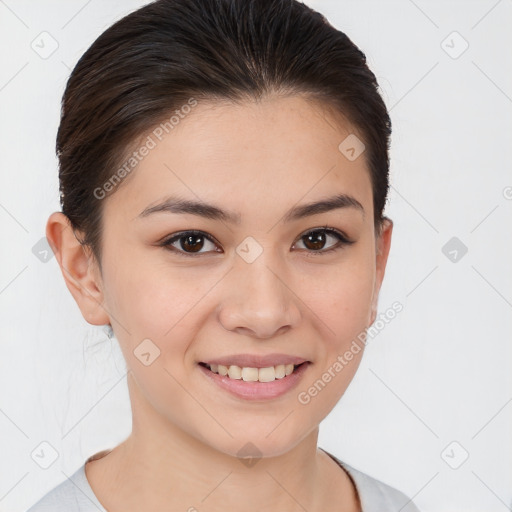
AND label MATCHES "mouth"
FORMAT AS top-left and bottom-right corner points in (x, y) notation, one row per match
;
(197, 359), (311, 401)
(198, 361), (307, 383)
